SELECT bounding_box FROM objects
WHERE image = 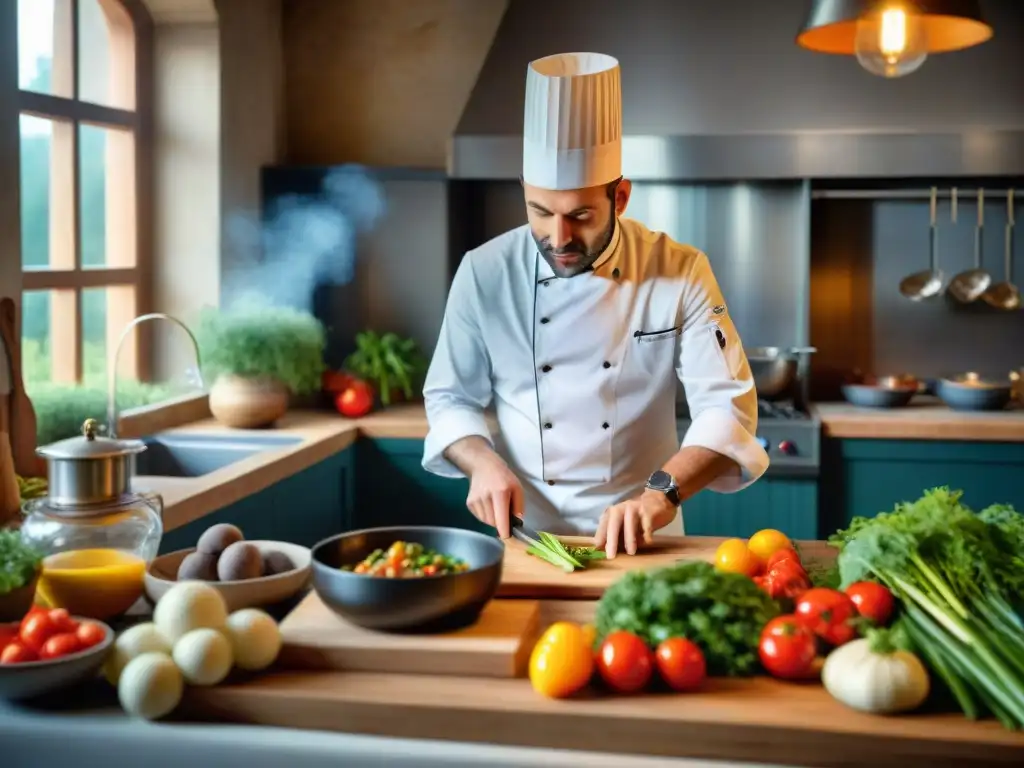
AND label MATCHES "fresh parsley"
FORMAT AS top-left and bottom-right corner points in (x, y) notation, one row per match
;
(0, 529), (42, 595)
